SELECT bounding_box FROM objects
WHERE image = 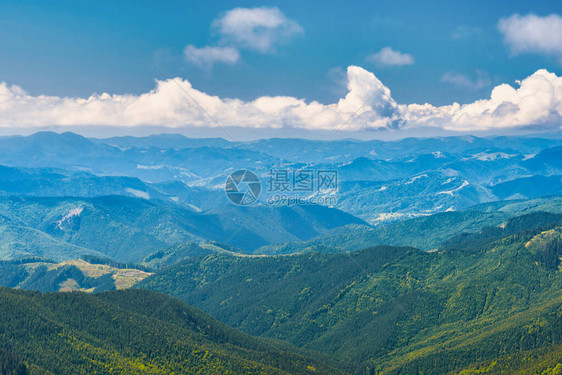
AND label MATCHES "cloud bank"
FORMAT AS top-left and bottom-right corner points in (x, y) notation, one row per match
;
(405, 69), (562, 130)
(1, 67), (561, 132)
